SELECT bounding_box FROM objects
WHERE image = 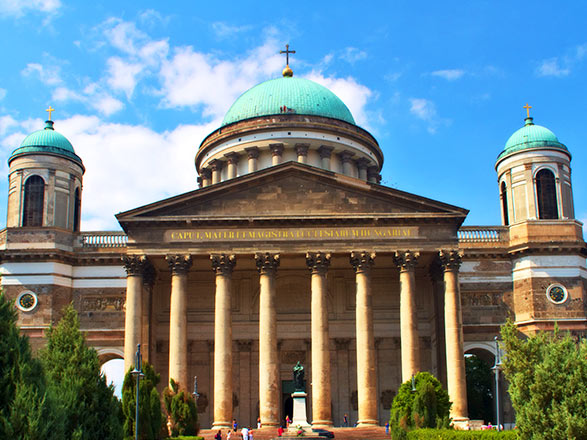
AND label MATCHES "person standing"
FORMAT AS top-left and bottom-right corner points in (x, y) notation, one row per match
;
(215, 430), (222, 440)
(233, 419), (238, 431)
(241, 426), (249, 440)
(343, 414), (348, 427)
(257, 417), (261, 429)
